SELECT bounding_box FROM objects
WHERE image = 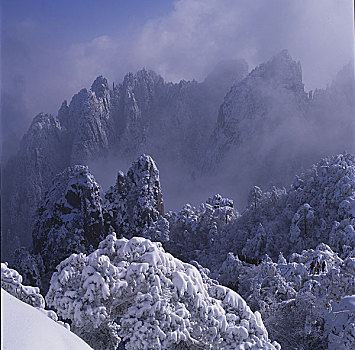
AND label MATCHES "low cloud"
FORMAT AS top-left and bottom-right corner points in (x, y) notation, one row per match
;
(1, 0), (354, 159)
